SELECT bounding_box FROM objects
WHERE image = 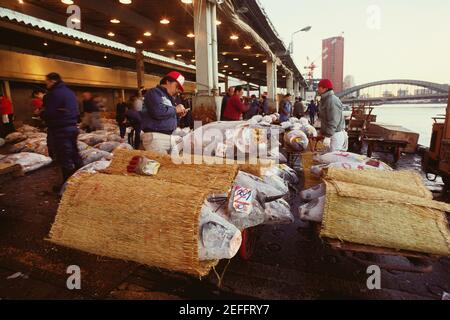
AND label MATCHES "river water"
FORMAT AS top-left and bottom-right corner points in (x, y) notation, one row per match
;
(371, 104), (447, 147)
